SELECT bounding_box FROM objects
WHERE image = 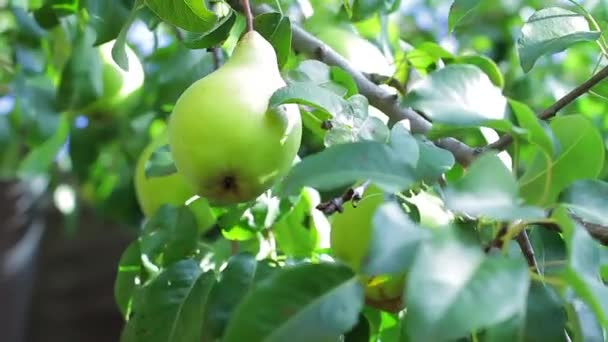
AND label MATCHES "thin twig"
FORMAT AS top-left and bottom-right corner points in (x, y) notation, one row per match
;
(484, 224), (508, 252)
(316, 181), (370, 215)
(536, 218), (608, 246)
(241, 0), (254, 32)
(211, 47), (223, 70)
(484, 65), (608, 152)
(515, 230), (539, 272)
